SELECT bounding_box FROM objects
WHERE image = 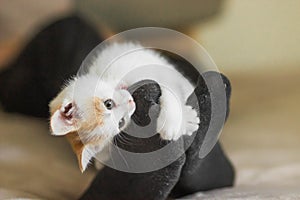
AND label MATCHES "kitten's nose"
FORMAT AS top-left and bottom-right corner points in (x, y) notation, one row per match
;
(128, 99), (135, 108)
